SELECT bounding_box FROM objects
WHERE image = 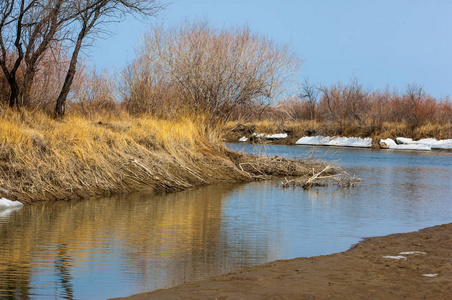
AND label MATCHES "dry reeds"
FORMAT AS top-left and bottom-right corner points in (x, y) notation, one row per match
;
(0, 109), (233, 203)
(0, 108), (329, 204)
